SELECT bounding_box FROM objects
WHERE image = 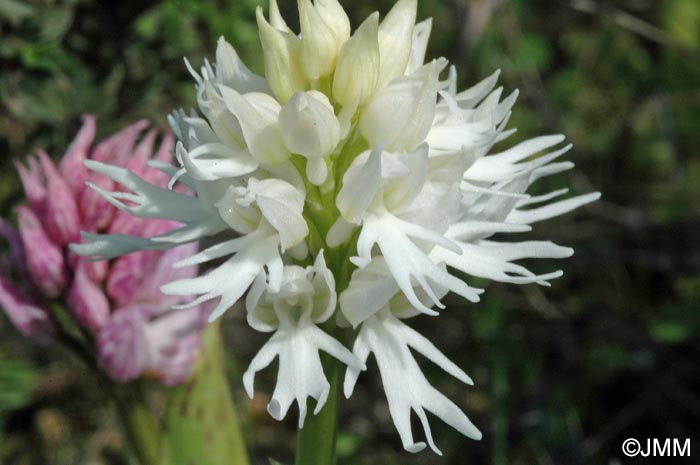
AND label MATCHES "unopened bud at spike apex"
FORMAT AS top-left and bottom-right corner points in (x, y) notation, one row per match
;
(315, 0), (351, 50)
(377, 0), (418, 88)
(332, 11), (380, 106)
(73, 0), (600, 455)
(299, 0), (339, 81)
(256, 6), (306, 103)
